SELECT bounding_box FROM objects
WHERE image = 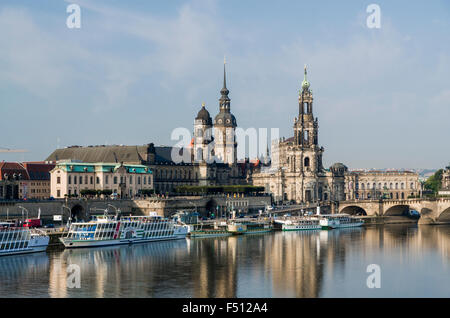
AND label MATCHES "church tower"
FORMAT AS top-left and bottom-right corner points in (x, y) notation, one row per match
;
(214, 60), (237, 164)
(293, 65), (323, 174)
(193, 102), (213, 162)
